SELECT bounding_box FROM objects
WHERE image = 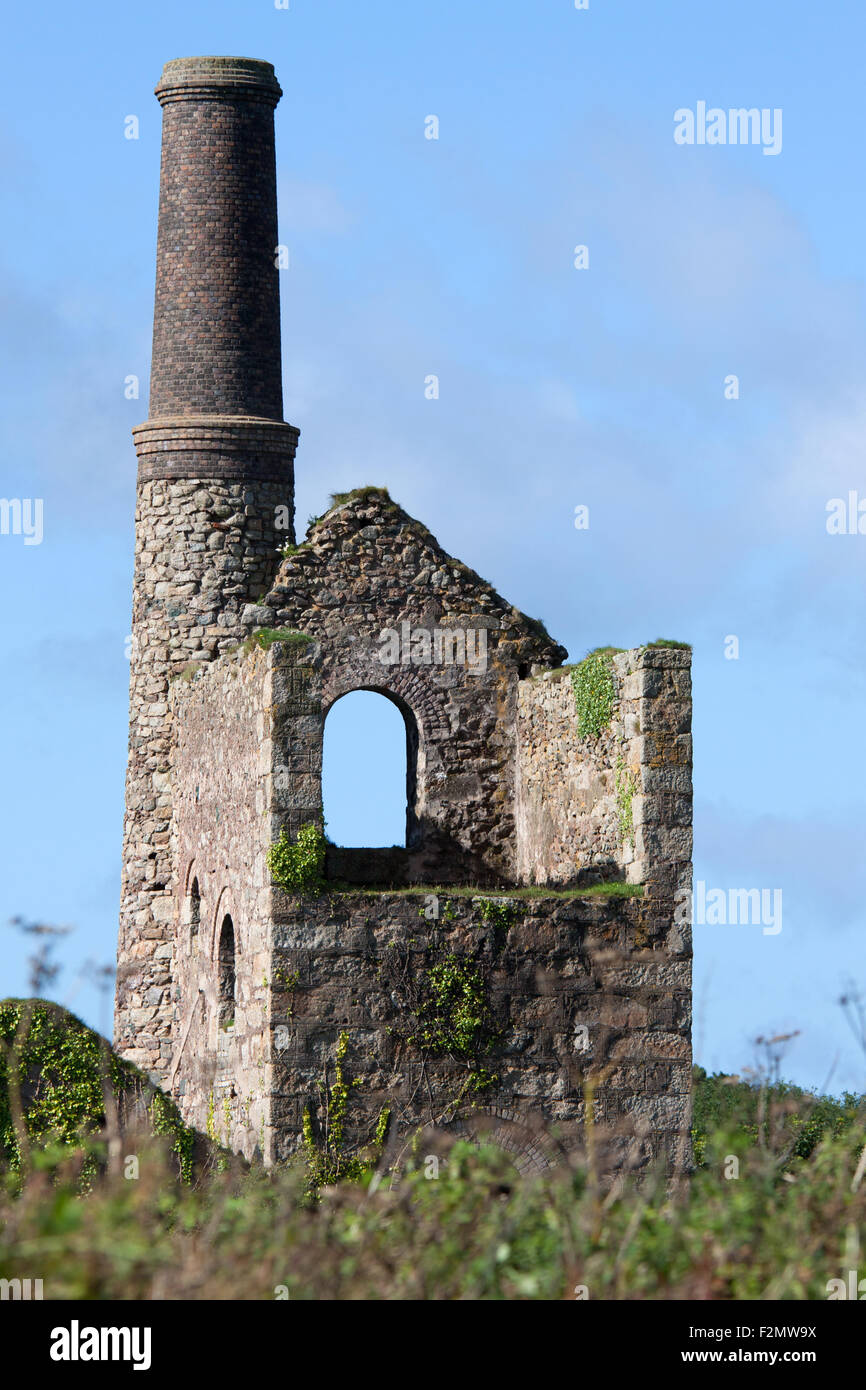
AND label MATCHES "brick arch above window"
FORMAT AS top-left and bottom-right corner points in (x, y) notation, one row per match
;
(323, 664), (450, 743)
